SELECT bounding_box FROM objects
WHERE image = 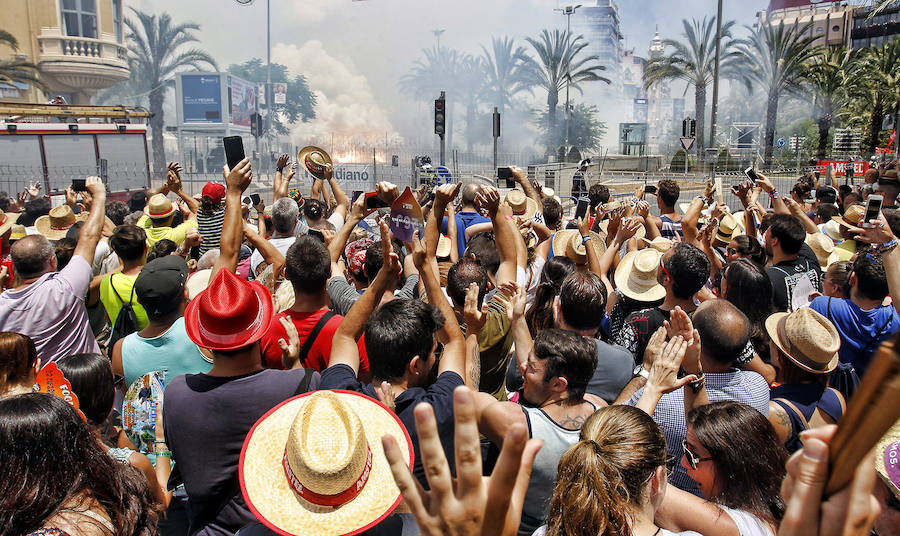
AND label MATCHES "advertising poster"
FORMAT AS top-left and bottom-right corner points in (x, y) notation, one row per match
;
(230, 76), (257, 127)
(182, 74), (222, 123)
